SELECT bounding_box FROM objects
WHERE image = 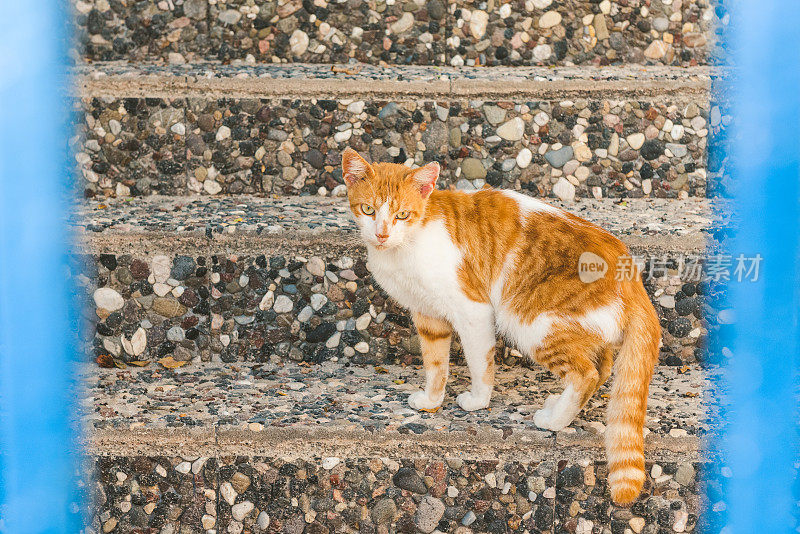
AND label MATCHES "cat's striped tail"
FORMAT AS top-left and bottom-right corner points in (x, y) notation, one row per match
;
(605, 285), (661, 506)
